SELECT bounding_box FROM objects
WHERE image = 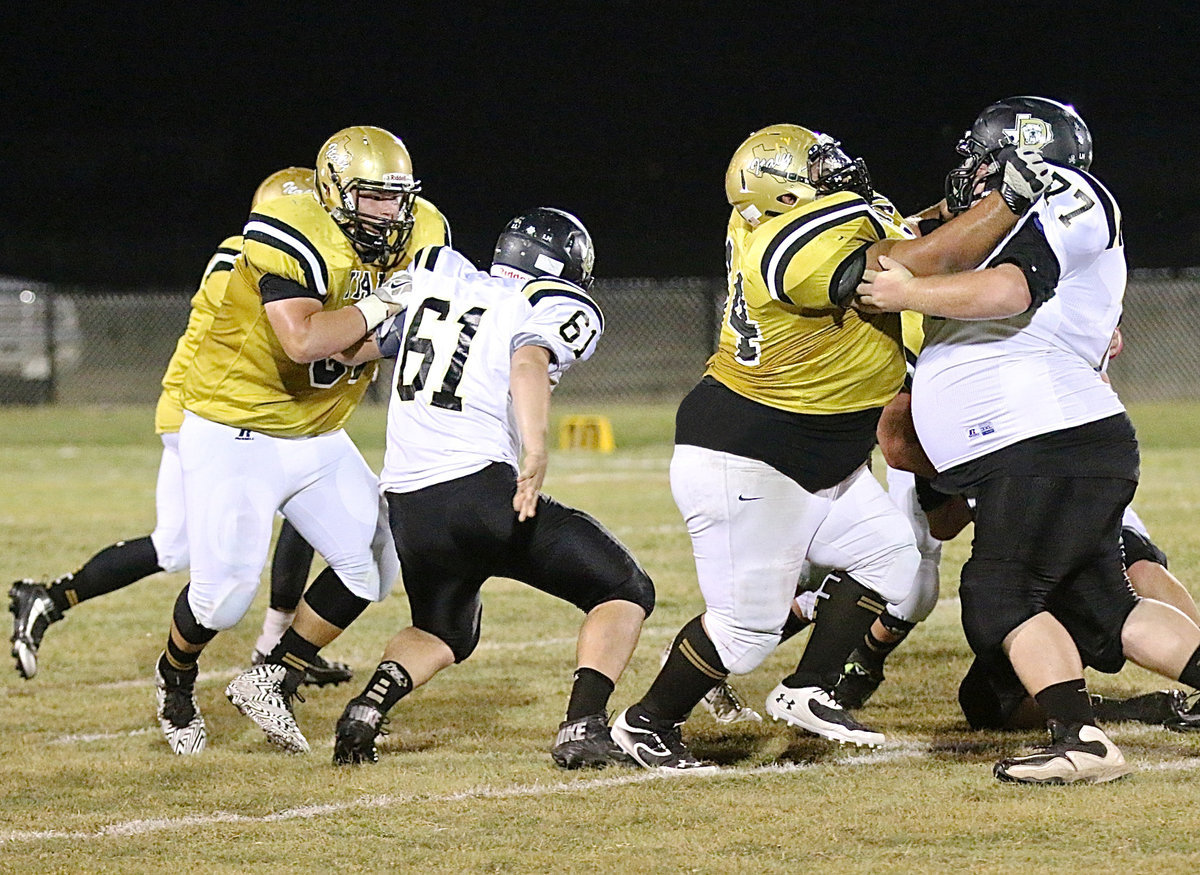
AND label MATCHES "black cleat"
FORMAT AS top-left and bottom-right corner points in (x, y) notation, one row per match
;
(551, 713), (631, 769)
(1091, 689), (1187, 725)
(1164, 692), (1200, 733)
(9, 579), (62, 679)
(253, 649), (353, 687)
(155, 653), (206, 755)
(832, 645), (885, 710)
(333, 699), (388, 765)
